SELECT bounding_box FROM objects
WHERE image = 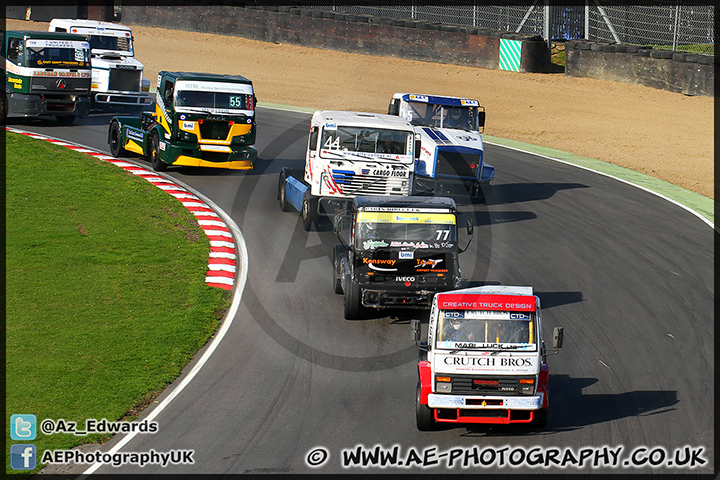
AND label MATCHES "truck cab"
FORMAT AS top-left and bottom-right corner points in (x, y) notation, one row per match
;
(48, 19), (152, 108)
(333, 195), (474, 319)
(411, 285), (563, 430)
(388, 93), (494, 200)
(278, 110), (419, 230)
(108, 71), (258, 171)
(1, 30), (91, 124)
